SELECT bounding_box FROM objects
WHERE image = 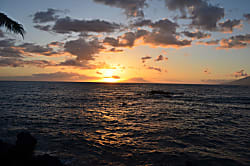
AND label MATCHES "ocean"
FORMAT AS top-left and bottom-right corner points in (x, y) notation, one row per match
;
(0, 81), (250, 165)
